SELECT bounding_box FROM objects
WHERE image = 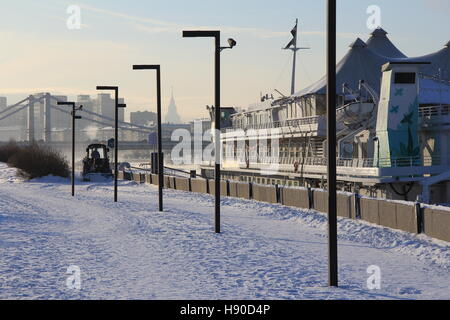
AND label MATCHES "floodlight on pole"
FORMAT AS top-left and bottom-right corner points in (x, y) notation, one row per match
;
(132, 64), (164, 212)
(183, 30), (236, 233)
(222, 38), (237, 51)
(95, 85), (125, 202)
(57, 101), (82, 197)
